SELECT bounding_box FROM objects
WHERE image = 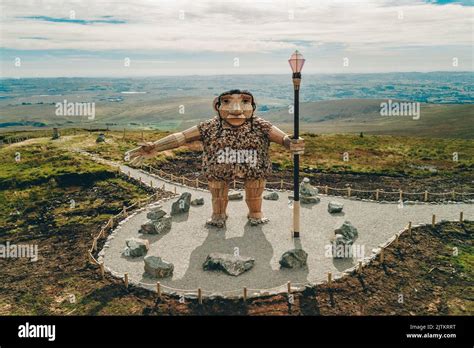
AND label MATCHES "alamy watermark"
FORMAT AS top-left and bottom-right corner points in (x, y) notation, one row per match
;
(380, 99), (420, 120)
(0, 241), (38, 262)
(55, 99), (95, 120)
(216, 147), (258, 167)
(325, 243), (365, 259)
(18, 322), (55, 341)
